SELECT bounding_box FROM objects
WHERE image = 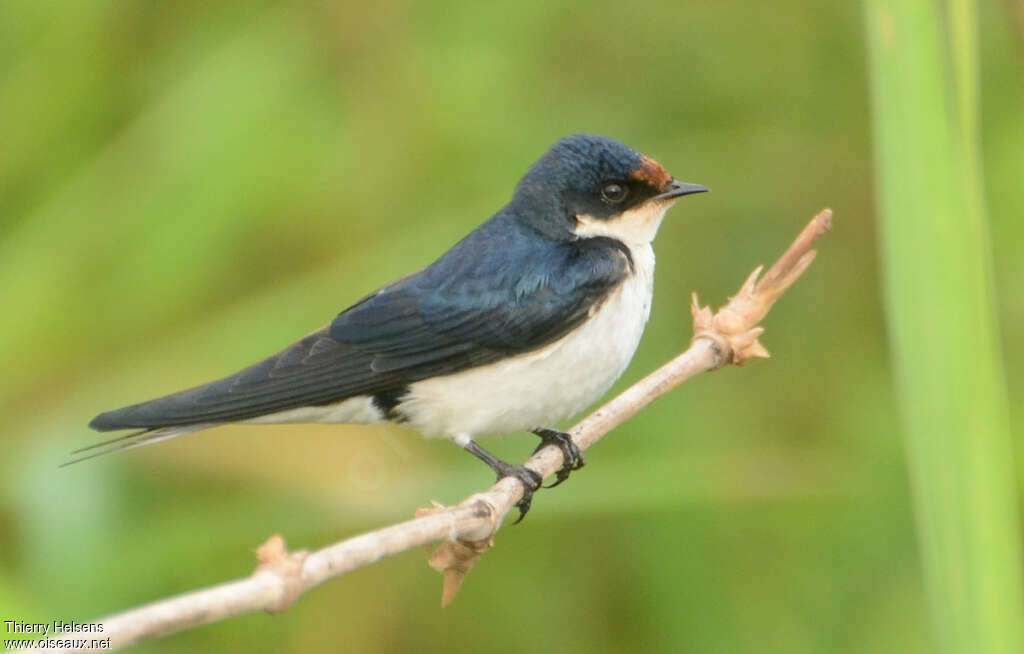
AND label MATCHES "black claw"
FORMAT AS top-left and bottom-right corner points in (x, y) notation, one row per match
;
(532, 428), (586, 488)
(463, 440), (543, 523)
(501, 464), (543, 524)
